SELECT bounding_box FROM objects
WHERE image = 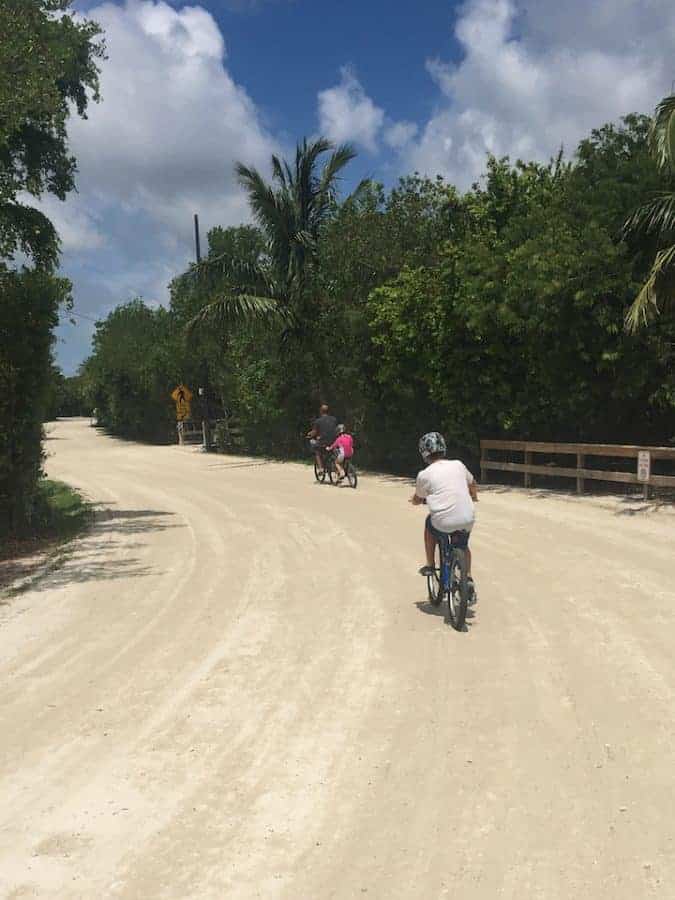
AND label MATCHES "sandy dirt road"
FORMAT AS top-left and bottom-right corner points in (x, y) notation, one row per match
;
(1, 419), (673, 899)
